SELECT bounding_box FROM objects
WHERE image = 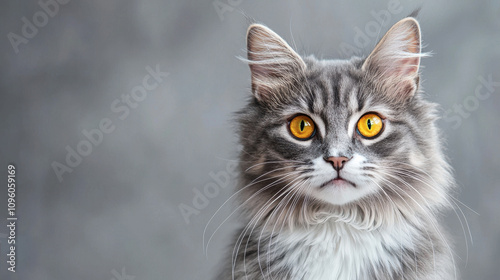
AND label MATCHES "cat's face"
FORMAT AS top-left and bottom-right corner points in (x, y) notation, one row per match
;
(238, 19), (452, 223)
